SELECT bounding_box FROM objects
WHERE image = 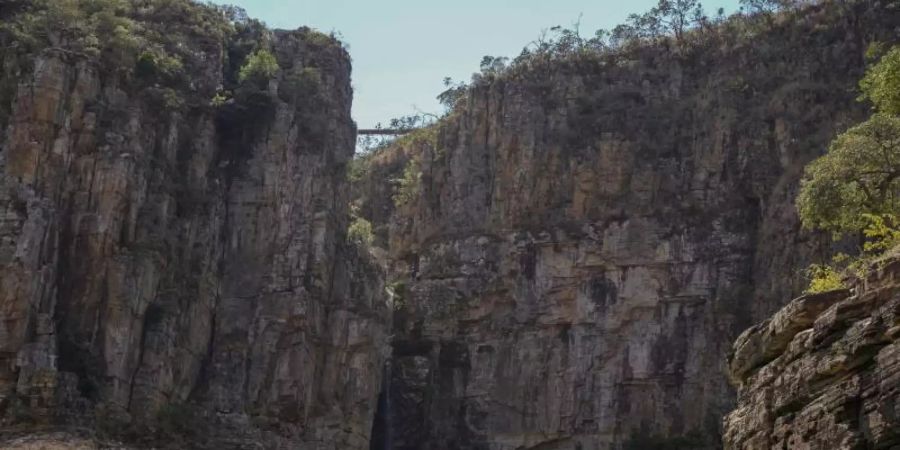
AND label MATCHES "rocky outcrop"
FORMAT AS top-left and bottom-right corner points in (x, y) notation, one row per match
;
(0, 17), (388, 450)
(359, 3), (900, 449)
(724, 259), (900, 449)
